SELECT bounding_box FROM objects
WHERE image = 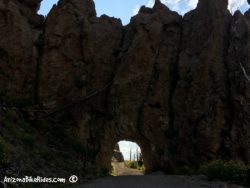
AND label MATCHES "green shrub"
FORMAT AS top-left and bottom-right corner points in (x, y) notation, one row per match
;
(0, 140), (5, 161)
(199, 160), (247, 182)
(5, 110), (17, 119)
(110, 163), (115, 176)
(0, 91), (30, 108)
(0, 138), (8, 163)
(124, 161), (145, 171)
(3, 115), (35, 148)
(138, 164), (145, 171)
(137, 160), (144, 167)
(130, 161), (138, 169)
(125, 161), (139, 169)
(2, 112), (19, 136)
